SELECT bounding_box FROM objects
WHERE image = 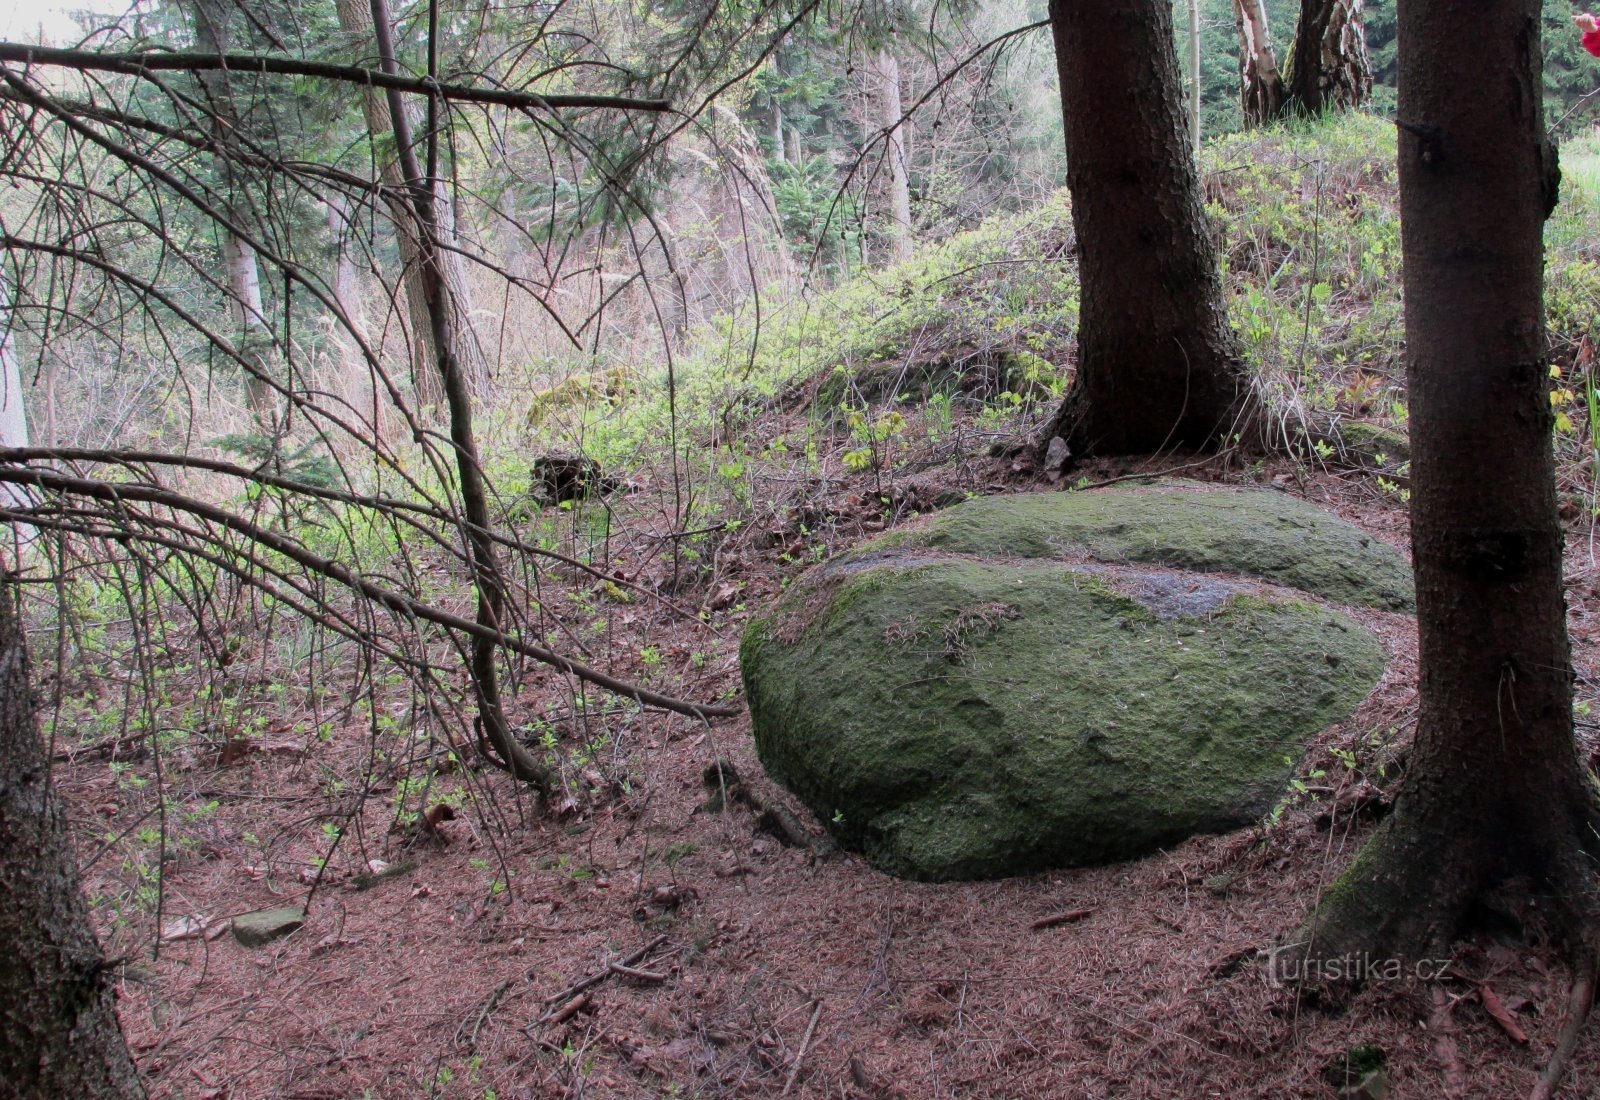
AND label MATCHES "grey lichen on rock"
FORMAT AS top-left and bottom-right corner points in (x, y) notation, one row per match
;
(742, 486), (1401, 881)
(232, 906), (306, 947)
